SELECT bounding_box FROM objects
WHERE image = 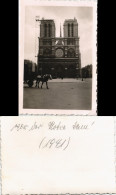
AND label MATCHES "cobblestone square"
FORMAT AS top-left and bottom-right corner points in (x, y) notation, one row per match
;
(23, 78), (92, 110)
